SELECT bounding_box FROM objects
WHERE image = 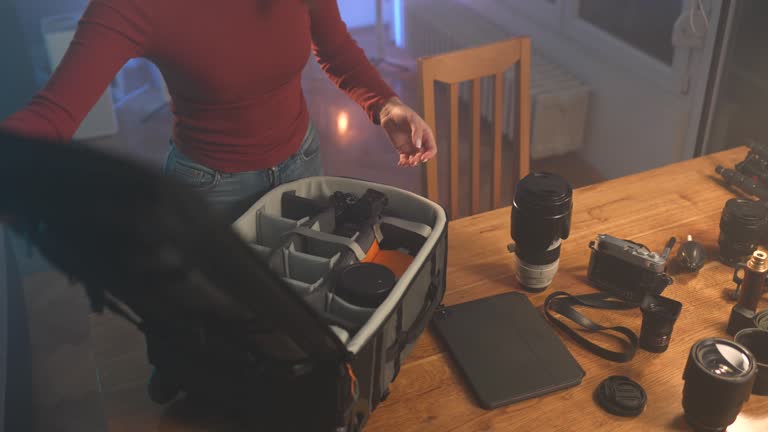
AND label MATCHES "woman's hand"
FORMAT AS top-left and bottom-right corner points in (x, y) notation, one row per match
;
(379, 98), (437, 167)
